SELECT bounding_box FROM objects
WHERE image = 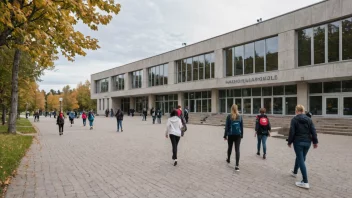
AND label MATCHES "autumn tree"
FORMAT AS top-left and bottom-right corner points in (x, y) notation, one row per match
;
(0, 0), (121, 133)
(76, 80), (96, 111)
(47, 93), (60, 112)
